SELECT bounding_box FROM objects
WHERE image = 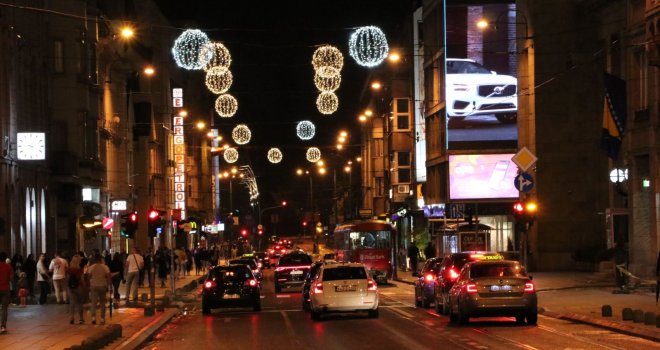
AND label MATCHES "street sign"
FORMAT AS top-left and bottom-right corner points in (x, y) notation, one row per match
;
(514, 172), (535, 193)
(110, 200), (127, 211)
(512, 147), (538, 172)
(102, 217), (114, 230)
